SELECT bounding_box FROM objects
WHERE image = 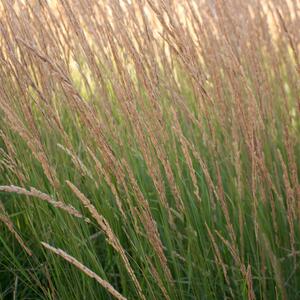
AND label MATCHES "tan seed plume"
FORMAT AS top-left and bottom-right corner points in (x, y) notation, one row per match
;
(41, 242), (127, 300)
(66, 180), (146, 300)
